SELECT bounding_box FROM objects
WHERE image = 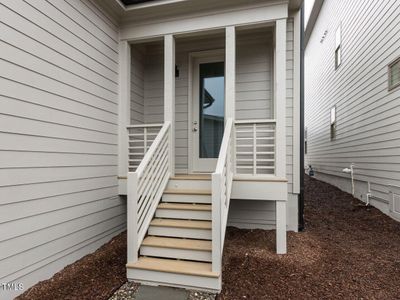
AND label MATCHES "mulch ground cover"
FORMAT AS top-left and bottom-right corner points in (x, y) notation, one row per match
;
(16, 232), (131, 300)
(219, 175), (400, 299)
(18, 175), (400, 299)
